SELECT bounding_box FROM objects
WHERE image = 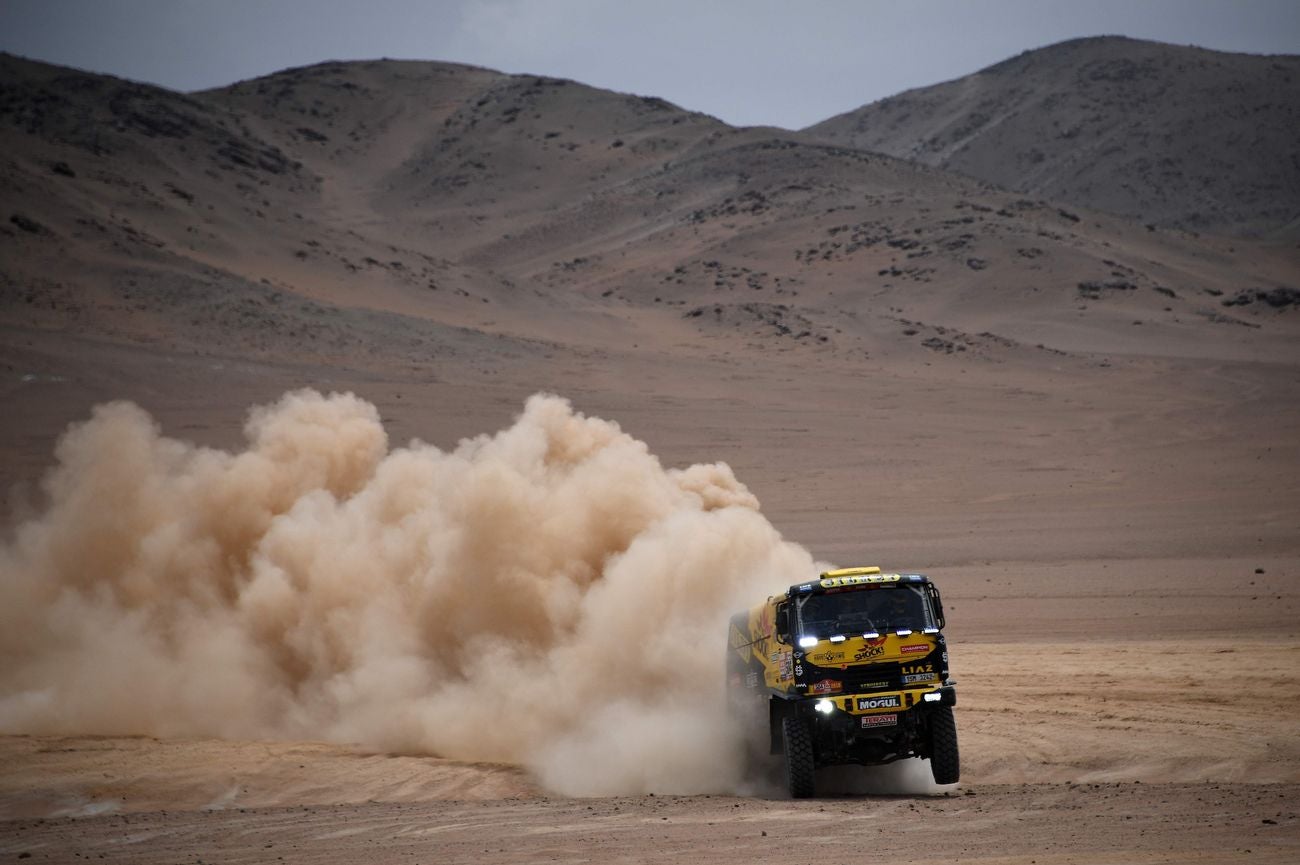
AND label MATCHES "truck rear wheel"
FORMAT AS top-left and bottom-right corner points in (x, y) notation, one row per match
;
(928, 705), (960, 784)
(781, 716), (816, 798)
